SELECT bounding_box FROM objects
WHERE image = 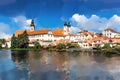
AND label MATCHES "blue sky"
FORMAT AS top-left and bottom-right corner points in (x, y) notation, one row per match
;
(0, 0), (120, 38)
